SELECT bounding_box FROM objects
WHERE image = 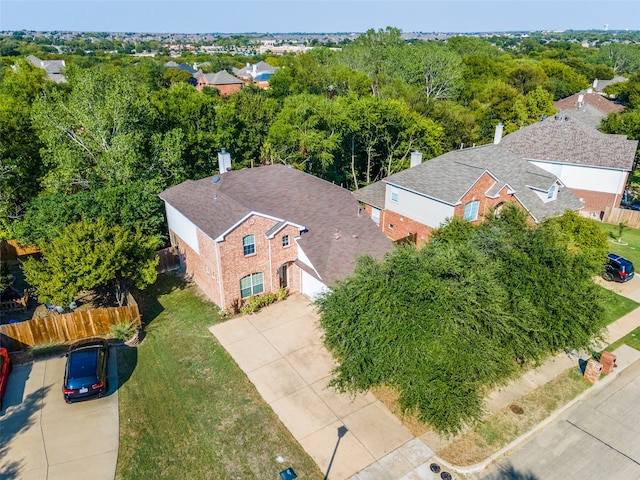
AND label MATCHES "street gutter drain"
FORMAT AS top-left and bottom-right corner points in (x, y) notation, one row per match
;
(510, 404), (525, 415)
